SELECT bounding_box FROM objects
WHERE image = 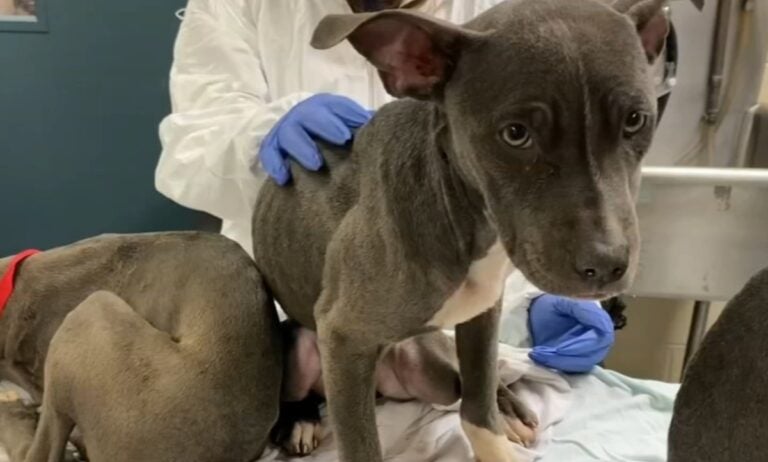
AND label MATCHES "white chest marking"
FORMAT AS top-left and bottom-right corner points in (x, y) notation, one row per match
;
(429, 240), (513, 328)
